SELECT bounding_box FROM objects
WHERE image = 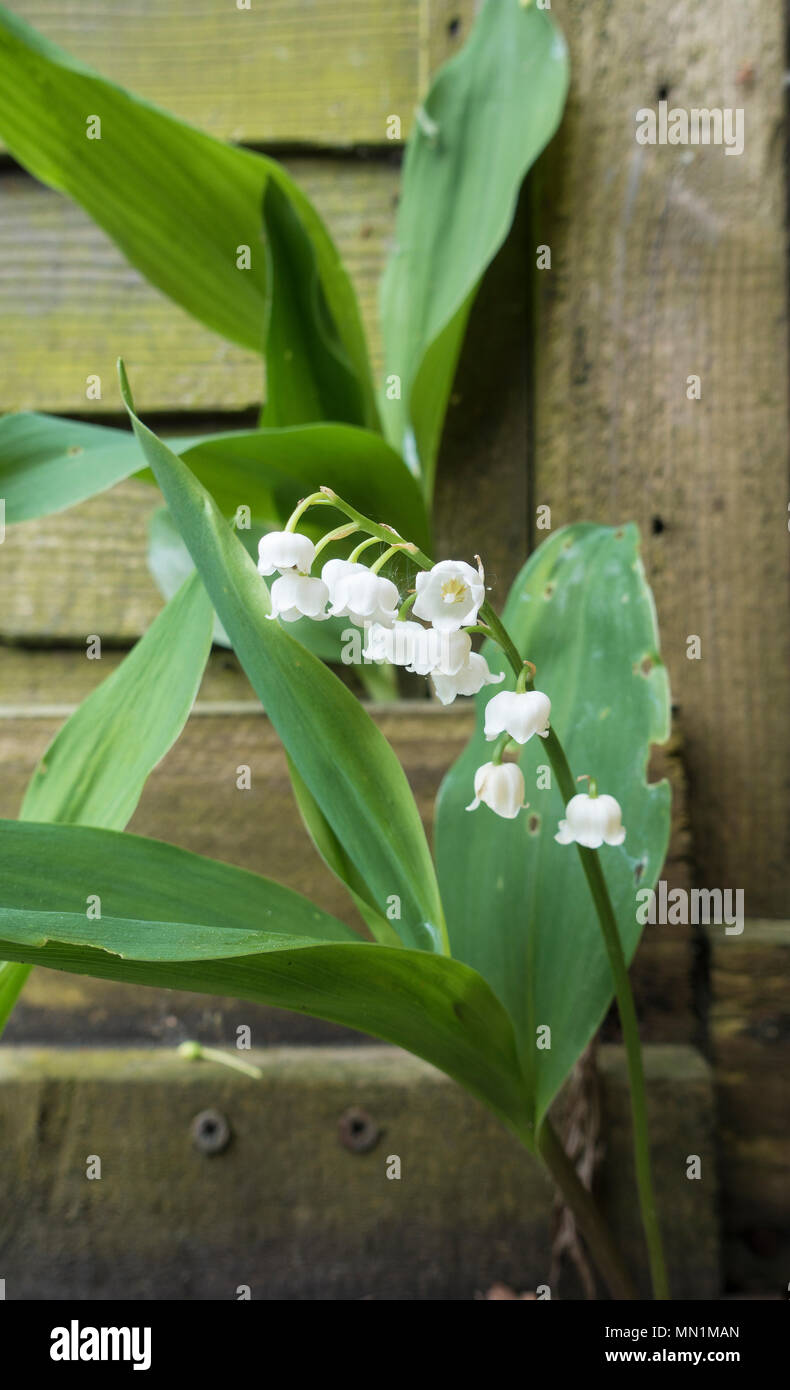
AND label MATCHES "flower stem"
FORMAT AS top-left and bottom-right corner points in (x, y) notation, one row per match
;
(285, 492), (332, 532)
(312, 523), (360, 560)
(348, 535), (384, 564)
(537, 1118), (638, 1300)
(370, 542), (413, 575)
(481, 600), (669, 1300)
